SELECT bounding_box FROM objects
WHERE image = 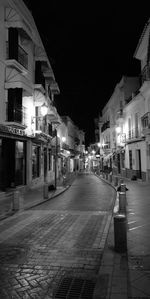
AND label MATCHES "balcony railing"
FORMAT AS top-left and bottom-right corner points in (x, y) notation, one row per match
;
(125, 89), (140, 104)
(6, 105), (27, 126)
(18, 45), (28, 69)
(101, 120), (110, 132)
(35, 73), (45, 90)
(141, 65), (150, 84)
(126, 128), (142, 142)
(141, 112), (150, 130)
(6, 42), (28, 69)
